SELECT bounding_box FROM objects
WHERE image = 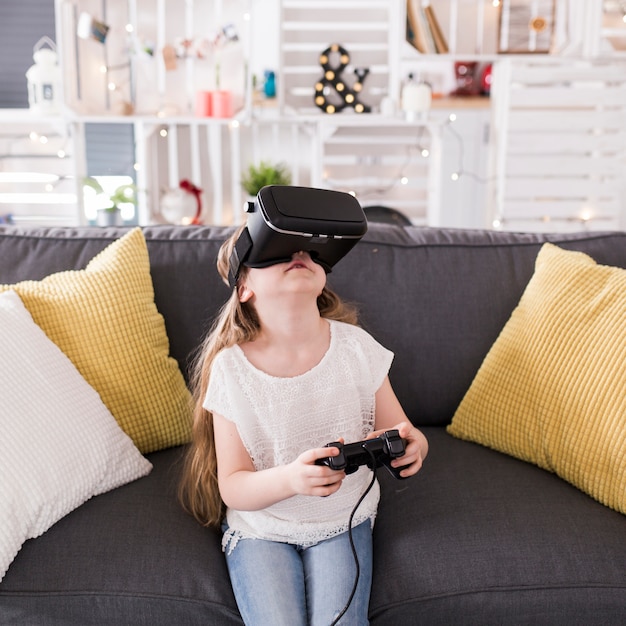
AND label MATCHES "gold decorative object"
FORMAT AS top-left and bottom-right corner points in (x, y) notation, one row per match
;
(498, 0), (556, 53)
